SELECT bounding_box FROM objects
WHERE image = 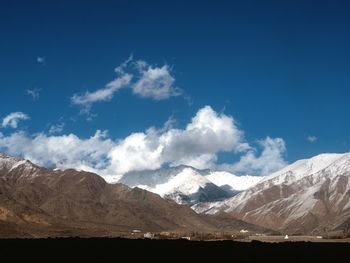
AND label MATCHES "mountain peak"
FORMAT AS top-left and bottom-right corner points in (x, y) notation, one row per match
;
(194, 151), (350, 234)
(0, 153), (40, 177)
(260, 152), (350, 185)
(118, 165), (263, 205)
